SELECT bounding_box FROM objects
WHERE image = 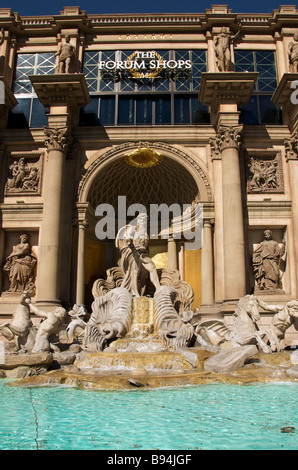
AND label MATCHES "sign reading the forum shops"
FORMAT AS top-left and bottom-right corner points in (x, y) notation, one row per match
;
(98, 50), (192, 79)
